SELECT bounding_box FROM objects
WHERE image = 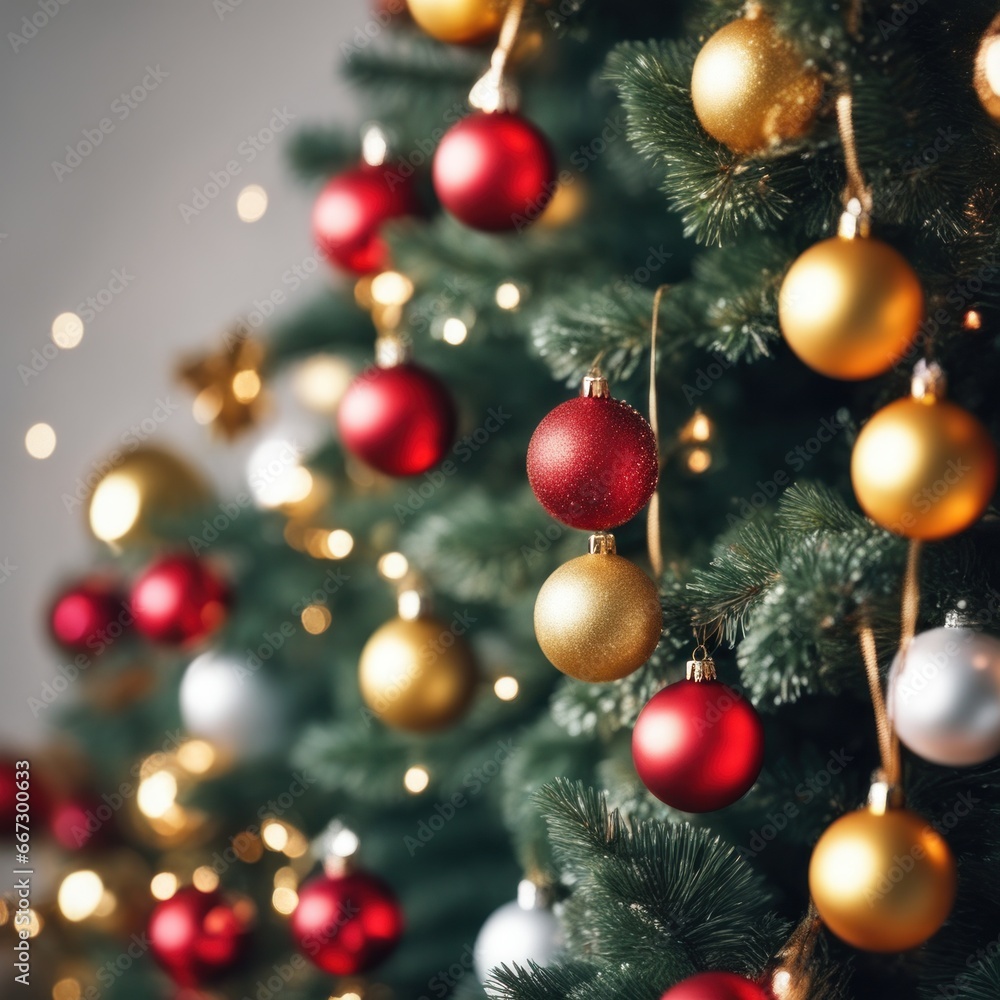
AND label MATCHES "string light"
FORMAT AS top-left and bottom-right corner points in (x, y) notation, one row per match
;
(403, 765), (430, 794)
(301, 604), (332, 634)
(371, 270), (414, 306)
(326, 529), (355, 559)
(495, 282), (521, 310)
(232, 369), (262, 402)
(262, 820), (290, 852)
(687, 448), (712, 473)
(150, 873), (178, 900)
(137, 769), (178, 819)
(361, 123), (389, 167)
(193, 866), (220, 892)
(88, 473), (141, 541)
(378, 552), (409, 580)
(177, 739), (216, 774)
(51, 312), (84, 349)
(398, 589), (422, 621)
(294, 355), (353, 413)
(52, 979), (82, 1000)
(236, 184), (269, 223)
(493, 676), (519, 700)
(272, 887), (298, 915)
(25, 422), (56, 459)
(964, 309), (983, 330)
(58, 871), (104, 922)
(442, 317), (468, 345)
